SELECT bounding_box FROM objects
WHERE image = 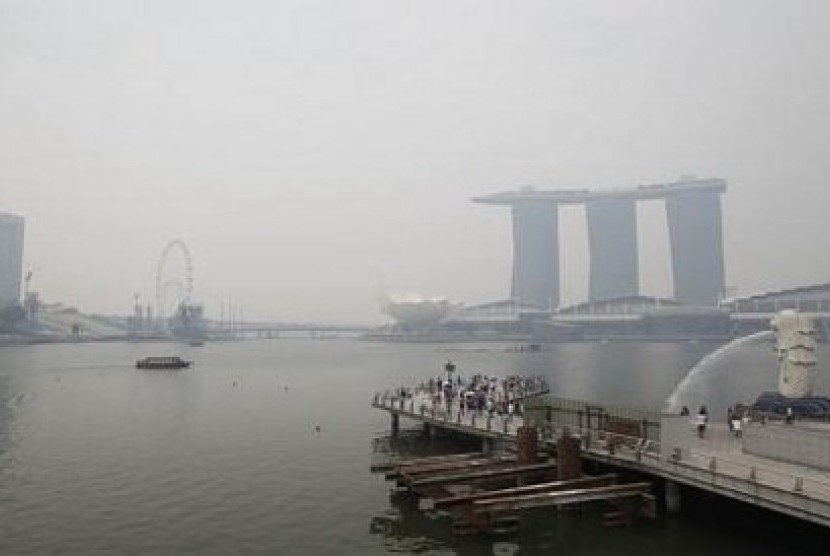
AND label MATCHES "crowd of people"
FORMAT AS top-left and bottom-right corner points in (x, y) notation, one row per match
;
(412, 367), (548, 421)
